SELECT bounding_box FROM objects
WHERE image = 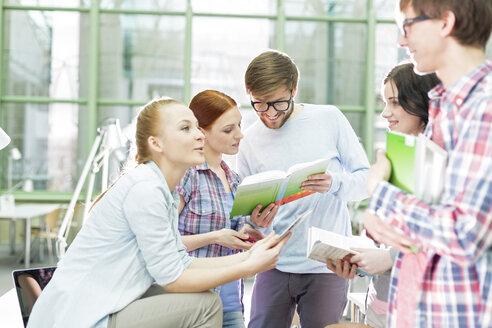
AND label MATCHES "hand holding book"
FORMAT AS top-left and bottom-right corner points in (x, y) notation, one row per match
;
(230, 158), (331, 218)
(249, 202), (279, 228)
(307, 226), (380, 277)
